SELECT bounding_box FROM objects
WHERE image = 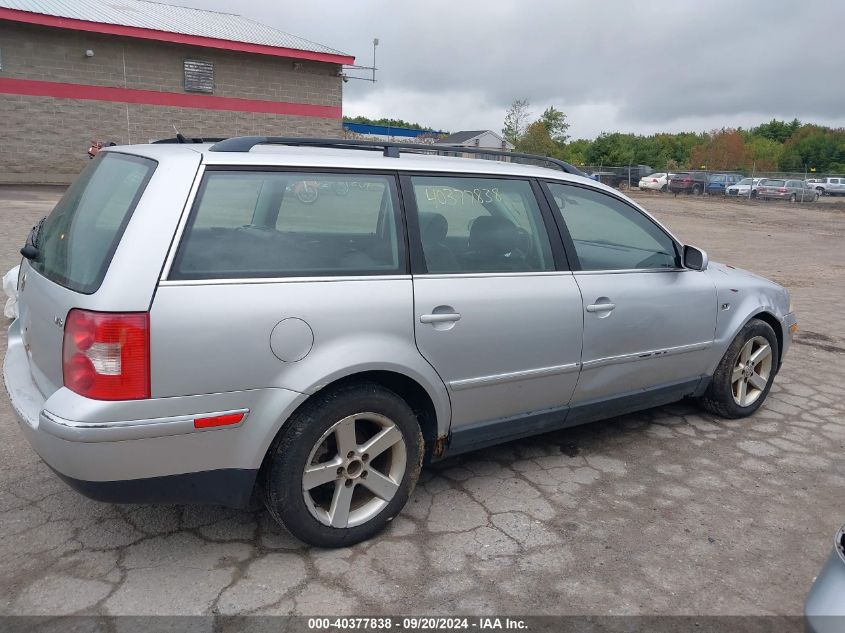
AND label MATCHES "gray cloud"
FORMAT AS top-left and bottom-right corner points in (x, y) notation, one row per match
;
(175, 0), (845, 137)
